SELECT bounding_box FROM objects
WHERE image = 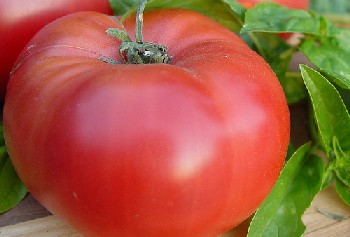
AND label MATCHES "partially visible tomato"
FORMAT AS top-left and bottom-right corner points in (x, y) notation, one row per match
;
(237, 0), (309, 9)
(4, 8), (290, 237)
(0, 0), (112, 101)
